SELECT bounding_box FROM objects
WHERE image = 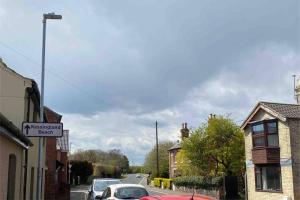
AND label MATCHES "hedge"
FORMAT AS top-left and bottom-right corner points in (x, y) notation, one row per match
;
(162, 178), (172, 189)
(173, 176), (223, 190)
(153, 178), (173, 189)
(93, 163), (121, 178)
(154, 178), (163, 187)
